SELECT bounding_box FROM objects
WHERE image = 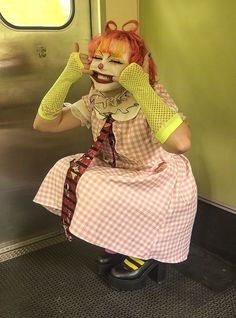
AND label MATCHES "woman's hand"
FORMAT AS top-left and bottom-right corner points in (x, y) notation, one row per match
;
(112, 52), (150, 83)
(74, 42), (93, 75)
